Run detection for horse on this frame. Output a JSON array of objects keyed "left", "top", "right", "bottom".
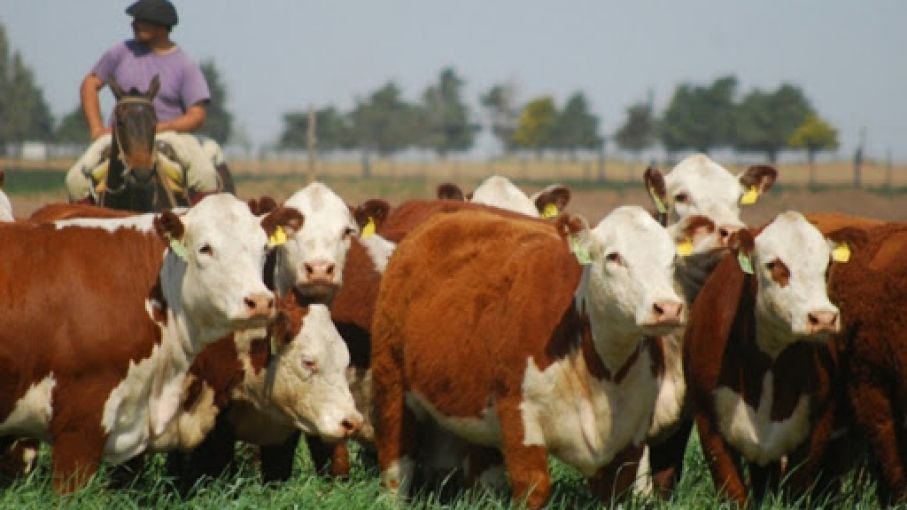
[{"left": 100, "top": 75, "right": 189, "bottom": 212}]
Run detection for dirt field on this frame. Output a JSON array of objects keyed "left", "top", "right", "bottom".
[{"left": 5, "top": 159, "right": 907, "bottom": 225}]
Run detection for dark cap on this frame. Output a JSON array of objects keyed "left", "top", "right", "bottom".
[{"left": 126, "top": 0, "right": 178, "bottom": 28}]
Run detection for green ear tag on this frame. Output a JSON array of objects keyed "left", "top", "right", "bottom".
[
  {"left": 270, "top": 334, "right": 279, "bottom": 357},
  {"left": 570, "top": 236, "right": 592, "bottom": 266},
  {"left": 648, "top": 187, "right": 667, "bottom": 214},
  {"left": 168, "top": 236, "right": 188, "bottom": 259},
  {"left": 737, "top": 251, "right": 754, "bottom": 275}
]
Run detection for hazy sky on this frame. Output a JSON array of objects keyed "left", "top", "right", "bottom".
[{"left": 2, "top": 1, "right": 906, "bottom": 159}]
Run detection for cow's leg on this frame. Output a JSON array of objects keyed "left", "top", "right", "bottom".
[
  {"left": 463, "top": 445, "right": 506, "bottom": 491},
  {"left": 748, "top": 461, "right": 782, "bottom": 502},
  {"left": 305, "top": 435, "right": 351, "bottom": 478},
  {"left": 51, "top": 430, "right": 104, "bottom": 493},
  {"left": 259, "top": 430, "right": 301, "bottom": 483},
  {"left": 694, "top": 411, "right": 747, "bottom": 505},
  {"left": 588, "top": 442, "right": 645, "bottom": 504},
  {"left": 0, "top": 438, "right": 39, "bottom": 480},
  {"left": 496, "top": 398, "right": 550, "bottom": 509},
  {"left": 648, "top": 418, "right": 694, "bottom": 496},
  {"left": 327, "top": 441, "right": 352, "bottom": 478},
  {"left": 373, "top": 350, "right": 416, "bottom": 495},
  {"left": 304, "top": 435, "right": 332, "bottom": 475},
  {"left": 109, "top": 454, "right": 147, "bottom": 489},
  {"left": 849, "top": 377, "right": 907, "bottom": 503},
  {"left": 783, "top": 404, "right": 836, "bottom": 500}
]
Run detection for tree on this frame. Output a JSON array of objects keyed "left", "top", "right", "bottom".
[
  {"left": 197, "top": 60, "right": 233, "bottom": 144},
  {"left": 734, "top": 83, "right": 813, "bottom": 163},
  {"left": 552, "top": 92, "right": 603, "bottom": 158},
  {"left": 0, "top": 51, "right": 54, "bottom": 148},
  {"left": 55, "top": 105, "right": 90, "bottom": 143},
  {"left": 614, "top": 98, "right": 657, "bottom": 162},
  {"left": 660, "top": 75, "right": 738, "bottom": 155},
  {"left": 349, "top": 81, "right": 420, "bottom": 176},
  {"left": 279, "top": 106, "right": 354, "bottom": 152},
  {"left": 789, "top": 114, "right": 839, "bottom": 185},
  {"left": 513, "top": 96, "right": 558, "bottom": 157},
  {"left": 418, "top": 67, "right": 478, "bottom": 158},
  {"left": 480, "top": 83, "right": 519, "bottom": 155}
]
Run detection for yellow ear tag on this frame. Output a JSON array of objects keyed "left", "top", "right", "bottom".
[
  {"left": 832, "top": 243, "right": 851, "bottom": 263},
  {"left": 361, "top": 217, "right": 376, "bottom": 239},
  {"left": 677, "top": 238, "right": 694, "bottom": 257},
  {"left": 268, "top": 226, "right": 288, "bottom": 248},
  {"left": 542, "top": 203, "right": 559, "bottom": 219},
  {"left": 740, "top": 186, "right": 760, "bottom": 205}
]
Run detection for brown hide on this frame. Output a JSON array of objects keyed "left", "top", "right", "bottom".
[
  {"left": 28, "top": 203, "right": 137, "bottom": 223},
  {"left": 0, "top": 222, "right": 165, "bottom": 490}
]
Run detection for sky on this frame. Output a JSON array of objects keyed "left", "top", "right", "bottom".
[{"left": 2, "top": 1, "right": 906, "bottom": 160}]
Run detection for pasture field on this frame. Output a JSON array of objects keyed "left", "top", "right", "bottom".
[{"left": 0, "top": 160, "right": 900, "bottom": 508}]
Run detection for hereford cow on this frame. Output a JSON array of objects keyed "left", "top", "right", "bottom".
[
  {"left": 372, "top": 206, "right": 685, "bottom": 508},
  {"left": 0, "top": 194, "right": 301, "bottom": 492},
  {"left": 639, "top": 156, "right": 777, "bottom": 494},
  {"left": 437, "top": 175, "right": 571, "bottom": 218},
  {"left": 0, "top": 170, "right": 13, "bottom": 222},
  {"left": 685, "top": 211, "right": 853, "bottom": 504}
]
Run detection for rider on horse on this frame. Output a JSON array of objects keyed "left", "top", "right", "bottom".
[{"left": 65, "top": 0, "right": 221, "bottom": 205}]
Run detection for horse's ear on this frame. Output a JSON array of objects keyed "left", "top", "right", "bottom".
[
  {"left": 108, "top": 75, "right": 126, "bottom": 100},
  {"left": 146, "top": 75, "right": 161, "bottom": 101}
]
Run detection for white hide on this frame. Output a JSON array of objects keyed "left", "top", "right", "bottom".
[
  {"left": 0, "top": 188, "right": 12, "bottom": 222},
  {"left": 0, "top": 375, "right": 56, "bottom": 442},
  {"left": 469, "top": 175, "right": 539, "bottom": 217},
  {"left": 101, "top": 194, "right": 274, "bottom": 463},
  {"left": 358, "top": 234, "right": 397, "bottom": 274},
  {"left": 751, "top": 211, "right": 839, "bottom": 358},
  {"left": 232, "top": 305, "right": 361, "bottom": 442},
  {"left": 664, "top": 154, "right": 748, "bottom": 236},
  {"left": 277, "top": 182, "right": 358, "bottom": 295}
]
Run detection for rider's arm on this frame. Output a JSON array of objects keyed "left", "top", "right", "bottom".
[
  {"left": 81, "top": 73, "right": 110, "bottom": 140},
  {"left": 156, "top": 102, "right": 207, "bottom": 134}
]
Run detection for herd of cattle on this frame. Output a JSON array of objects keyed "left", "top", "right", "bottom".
[{"left": 0, "top": 153, "right": 905, "bottom": 507}]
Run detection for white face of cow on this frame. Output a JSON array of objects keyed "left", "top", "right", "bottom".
[
  {"left": 664, "top": 154, "right": 748, "bottom": 249},
  {"left": 470, "top": 175, "right": 539, "bottom": 217},
  {"left": 580, "top": 206, "right": 685, "bottom": 337},
  {"left": 278, "top": 182, "right": 357, "bottom": 302},
  {"left": 164, "top": 194, "right": 274, "bottom": 332},
  {"left": 751, "top": 211, "right": 840, "bottom": 346},
  {"left": 268, "top": 304, "right": 362, "bottom": 441}
]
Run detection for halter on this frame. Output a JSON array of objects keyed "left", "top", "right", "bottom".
[{"left": 112, "top": 95, "right": 157, "bottom": 178}]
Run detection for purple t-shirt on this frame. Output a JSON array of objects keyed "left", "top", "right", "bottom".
[{"left": 92, "top": 40, "right": 210, "bottom": 123}]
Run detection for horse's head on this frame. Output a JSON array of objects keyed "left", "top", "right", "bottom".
[{"left": 110, "top": 75, "right": 159, "bottom": 186}]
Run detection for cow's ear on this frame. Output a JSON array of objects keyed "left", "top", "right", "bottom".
[
  {"left": 0, "top": 169, "right": 5, "bottom": 189},
  {"left": 146, "top": 74, "right": 161, "bottom": 101},
  {"left": 728, "top": 229, "right": 756, "bottom": 274},
  {"left": 354, "top": 199, "right": 391, "bottom": 231},
  {"left": 154, "top": 209, "right": 186, "bottom": 242},
  {"left": 248, "top": 196, "right": 278, "bottom": 216},
  {"left": 556, "top": 213, "right": 594, "bottom": 265},
  {"left": 826, "top": 226, "right": 869, "bottom": 263},
  {"left": 535, "top": 185, "right": 571, "bottom": 219},
  {"left": 643, "top": 166, "right": 669, "bottom": 224},
  {"left": 437, "top": 183, "right": 465, "bottom": 201},
  {"left": 738, "top": 164, "right": 778, "bottom": 205},
  {"left": 261, "top": 207, "right": 305, "bottom": 241},
  {"left": 675, "top": 214, "right": 716, "bottom": 256}
]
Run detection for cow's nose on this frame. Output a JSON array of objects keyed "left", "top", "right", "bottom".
[
  {"left": 244, "top": 292, "right": 275, "bottom": 318},
  {"left": 305, "top": 261, "right": 336, "bottom": 282},
  {"left": 717, "top": 225, "right": 742, "bottom": 247},
  {"left": 340, "top": 413, "right": 363, "bottom": 438},
  {"left": 807, "top": 311, "right": 839, "bottom": 333},
  {"left": 652, "top": 301, "right": 683, "bottom": 324}
]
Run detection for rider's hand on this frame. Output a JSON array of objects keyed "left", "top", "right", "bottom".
[{"left": 90, "top": 126, "right": 111, "bottom": 140}]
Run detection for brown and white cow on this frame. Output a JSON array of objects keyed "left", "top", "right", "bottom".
[
  {"left": 685, "top": 211, "right": 851, "bottom": 504},
  {"left": 0, "top": 194, "right": 300, "bottom": 491},
  {"left": 372, "top": 206, "right": 685, "bottom": 508},
  {"left": 0, "top": 170, "right": 12, "bottom": 222},
  {"left": 639, "top": 155, "right": 777, "bottom": 493},
  {"left": 437, "top": 175, "right": 571, "bottom": 218}
]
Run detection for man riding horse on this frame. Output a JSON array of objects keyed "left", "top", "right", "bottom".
[{"left": 65, "top": 0, "right": 231, "bottom": 209}]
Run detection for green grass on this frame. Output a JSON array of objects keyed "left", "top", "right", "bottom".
[
  {"left": 2, "top": 170, "right": 66, "bottom": 194},
  {"left": 0, "top": 433, "right": 882, "bottom": 509}
]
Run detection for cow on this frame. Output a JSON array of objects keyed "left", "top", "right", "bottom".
[
  {"left": 371, "top": 206, "right": 685, "bottom": 508},
  {"left": 823, "top": 222, "right": 907, "bottom": 504},
  {"left": 437, "top": 175, "right": 571, "bottom": 218},
  {"left": 639, "top": 155, "right": 777, "bottom": 494},
  {"left": 684, "top": 211, "right": 855, "bottom": 505},
  {"left": 0, "top": 170, "right": 13, "bottom": 222},
  {"left": 162, "top": 292, "right": 362, "bottom": 490},
  {"left": 0, "top": 194, "right": 301, "bottom": 492}
]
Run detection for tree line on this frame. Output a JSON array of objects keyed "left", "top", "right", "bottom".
[{"left": 0, "top": 22, "right": 838, "bottom": 168}]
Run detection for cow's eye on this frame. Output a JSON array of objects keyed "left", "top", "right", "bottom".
[
  {"left": 766, "top": 261, "right": 775, "bottom": 270},
  {"left": 302, "top": 359, "right": 318, "bottom": 373},
  {"left": 605, "top": 252, "right": 622, "bottom": 264},
  {"left": 199, "top": 244, "right": 213, "bottom": 256},
  {"left": 674, "top": 192, "right": 689, "bottom": 203},
  {"left": 342, "top": 227, "right": 356, "bottom": 239}
]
